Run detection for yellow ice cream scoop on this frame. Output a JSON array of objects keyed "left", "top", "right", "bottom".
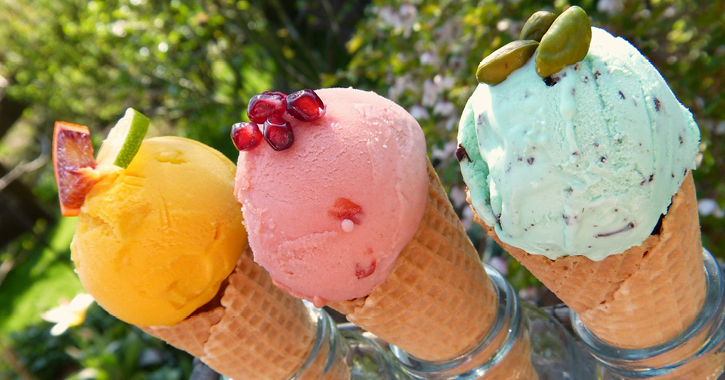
[{"left": 71, "top": 136, "right": 246, "bottom": 326}]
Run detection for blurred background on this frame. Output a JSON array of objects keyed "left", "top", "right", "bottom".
[{"left": 1, "top": 0, "right": 723, "bottom": 378}]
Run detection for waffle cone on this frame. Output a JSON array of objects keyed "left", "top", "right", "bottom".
[
  {"left": 330, "top": 160, "right": 538, "bottom": 379},
  {"left": 485, "top": 332, "right": 538, "bottom": 380},
  {"left": 142, "top": 244, "right": 349, "bottom": 380},
  {"left": 649, "top": 349, "right": 725, "bottom": 380},
  {"left": 471, "top": 174, "right": 706, "bottom": 349}
]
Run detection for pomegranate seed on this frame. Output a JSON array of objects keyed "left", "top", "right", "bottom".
[
  {"left": 248, "top": 91, "right": 287, "bottom": 123},
  {"left": 230, "top": 122, "right": 263, "bottom": 151},
  {"left": 329, "top": 198, "right": 364, "bottom": 224},
  {"left": 286, "top": 89, "right": 326, "bottom": 122},
  {"left": 263, "top": 115, "right": 294, "bottom": 151}
]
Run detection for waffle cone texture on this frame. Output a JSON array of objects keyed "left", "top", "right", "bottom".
[
  {"left": 652, "top": 348, "right": 725, "bottom": 380},
  {"left": 142, "top": 244, "right": 349, "bottom": 380},
  {"left": 331, "top": 160, "right": 538, "bottom": 380},
  {"left": 470, "top": 174, "right": 705, "bottom": 349},
  {"left": 450, "top": 321, "right": 538, "bottom": 380},
  {"left": 485, "top": 332, "right": 538, "bottom": 380}
]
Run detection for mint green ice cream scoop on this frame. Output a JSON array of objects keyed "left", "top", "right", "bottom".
[{"left": 458, "top": 27, "right": 700, "bottom": 261}]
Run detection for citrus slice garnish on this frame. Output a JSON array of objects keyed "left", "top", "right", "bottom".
[
  {"left": 52, "top": 122, "right": 103, "bottom": 216},
  {"left": 96, "top": 108, "right": 149, "bottom": 168}
]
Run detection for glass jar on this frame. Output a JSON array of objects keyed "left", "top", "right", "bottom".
[
  {"left": 224, "top": 302, "right": 409, "bottom": 380},
  {"left": 288, "top": 304, "right": 351, "bottom": 380},
  {"left": 390, "top": 264, "right": 591, "bottom": 379},
  {"left": 572, "top": 249, "right": 725, "bottom": 379},
  {"left": 338, "top": 324, "right": 411, "bottom": 379}
]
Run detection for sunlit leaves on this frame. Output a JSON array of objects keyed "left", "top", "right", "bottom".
[{"left": 337, "top": 0, "right": 725, "bottom": 261}]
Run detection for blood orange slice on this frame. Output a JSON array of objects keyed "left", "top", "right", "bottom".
[{"left": 53, "top": 122, "right": 103, "bottom": 216}]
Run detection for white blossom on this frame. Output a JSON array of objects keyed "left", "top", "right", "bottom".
[
  {"left": 462, "top": 204, "right": 473, "bottom": 230},
  {"left": 699, "top": 199, "right": 724, "bottom": 218},
  {"left": 489, "top": 256, "right": 508, "bottom": 276},
  {"left": 433, "top": 100, "right": 454, "bottom": 117},
  {"left": 40, "top": 293, "right": 95, "bottom": 336},
  {"left": 597, "top": 0, "right": 624, "bottom": 14},
  {"left": 409, "top": 104, "right": 430, "bottom": 120},
  {"left": 448, "top": 184, "right": 468, "bottom": 208},
  {"left": 420, "top": 51, "right": 438, "bottom": 65}
]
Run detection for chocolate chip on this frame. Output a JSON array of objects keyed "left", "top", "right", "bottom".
[
  {"left": 618, "top": 90, "right": 626, "bottom": 99},
  {"left": 596, "top": 222, "right": 635, "bottom": 238},
  {"left": 527, "top": 157, "right": 535, "bottom": 165},
  {"left": 654, "top": 97, "right": 661, "bottom": 112},
  {"left": 544, "top": 76, "right": 558, "bottom": 86},
  {"left": 456, "top": 144, "right": 472, "bottom": 163}
]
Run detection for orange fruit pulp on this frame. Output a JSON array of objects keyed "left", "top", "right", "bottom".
[{"left": 52, "top": 121, "right": 102, "bottom": 216}]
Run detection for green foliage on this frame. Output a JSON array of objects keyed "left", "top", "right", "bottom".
[
  {"left": 1, "top": 305, "right": 192, "bottom": 380},
  {"left": 0, "top": 0, "right": 364, "bottom": 162},
  {"left": 1, "top": 3, "right": 366, "bottom": 377},
  {"left": 1, "top": 325, "right": 77, "bottom": 380},
  {"left": 334, "top": 0, "right": 725, "bottom": 269},
  {"left": 0, "top": 218, "right": 82, "bottom": 334},
  {"left": 1, "top": 2, "right": 724, "bottom": 376}
]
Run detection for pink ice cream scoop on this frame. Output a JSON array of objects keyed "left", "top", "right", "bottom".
[{"left": 234, "top": 88, "right": 429, "bottom": 305}]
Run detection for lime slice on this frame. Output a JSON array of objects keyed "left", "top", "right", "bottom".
[{"left": 96, "top": 108, "right": 149, "bottom": 168}]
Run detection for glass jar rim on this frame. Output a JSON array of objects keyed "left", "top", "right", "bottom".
[
  {"left": 571, "top": 248, "right": 725, "bottom": 367},
  {"left": 390, "top": 264, "right": 523, "bottom": 378}
]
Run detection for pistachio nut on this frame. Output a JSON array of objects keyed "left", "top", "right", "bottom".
[
  {"left": 535, "top": 6, "right": 592, "bottom": 78},
  {"left": 520, "top": 11, "right": 557, "bottom": 42},
  {"left": 476, "top": 40, "right": 539, "bottom": 85}
]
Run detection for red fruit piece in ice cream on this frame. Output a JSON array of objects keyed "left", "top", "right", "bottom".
[
  {"left": 329, "top": 198, "right": 364, "bottom": 224},
  {"left": 355, "top": 260, "right": 377, "bottom": 279}
]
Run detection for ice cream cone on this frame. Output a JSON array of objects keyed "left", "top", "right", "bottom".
[
  {"left": 471, "top": 174, "right": 706, "bottom": 349},
  {"left": 650, "top": 349, "right": 725, "bottom": 380},
  {"left": 330, "top": 160, "right": 538, "bottom": 379},
  {"left": 453, "top": 325, "right": 539, "bottom": 380},
  {"left": 487, "top": 333, "right": 538, "bottom": 380},
  {"left": 142, "top": 244, "right": 350, "bottom": 380}
]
